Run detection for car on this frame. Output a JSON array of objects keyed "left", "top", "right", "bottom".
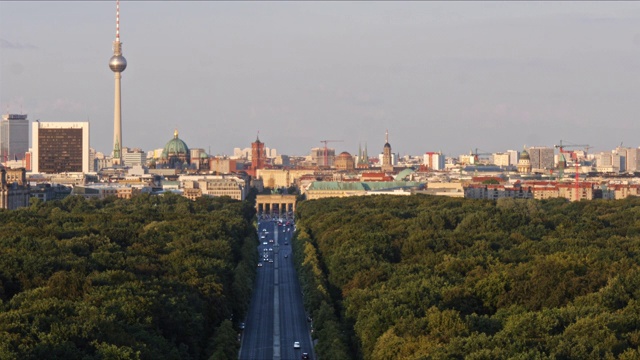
[
  {"left": 269, "top": 239, "right": 274, "bottom": 243},
  {"left": 263, "top": 242, "right": 268, "bottom": 245},
  {"left": 239, "top": 322, "right": 245, "bottom": 330},
  {"left": 284, "top": 242, "right": 289, "bottom": 245},
  {"left": 284, "top": 254, "right": 288, "bottom": 258},
  {"left": 258, "top": 263, "right": 263, "bottom": 267},
  {"left": 293, "top": 342, "right": 300, "bottom": 349},
  {"left": 269, "top": 248, "right": 273, "bottom": 251},
  {"left": 301, "top": 353, "right": 310, "bottom": 360},
  {"left": 269, "top": 259, "right": 274, "bottom": 263},
  {"left": 262, "top": 229, "right": 267, "bottom": 232}
]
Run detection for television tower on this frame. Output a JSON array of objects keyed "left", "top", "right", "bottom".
[{"left": 109, "top": 0, "right": 127, "bottom": 165}]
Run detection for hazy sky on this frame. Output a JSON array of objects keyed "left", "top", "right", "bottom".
[{"left": 1, "top": 1, "right": 639, "bottom": 158}]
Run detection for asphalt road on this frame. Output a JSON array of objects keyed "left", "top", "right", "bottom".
[{"left": 239, "top": 219, "right": 315, "bottom": 360}]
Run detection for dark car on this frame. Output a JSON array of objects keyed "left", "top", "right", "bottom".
[{"left": 301, "top": 353, "right": 310, "bottom": 360}]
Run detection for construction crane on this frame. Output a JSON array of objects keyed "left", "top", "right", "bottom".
[
  {"left": 319, "top": 140, "right": 343, "bottom": 168},
  {"left": 554, "top": 140, "right": 590, "bottom": 180},
  {"left": 470, "top": 148, "right": 493, "bottom": 164}
]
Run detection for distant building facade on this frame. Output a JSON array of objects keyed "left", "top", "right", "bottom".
[
  {"left": 595, "top": 152, "right": 621, "bottom": 173},
  {"left": 334, "top": 152, "right": 355, "bottom": 171},
  {"left": 31, "top": 121, "right": 90, "bottom": 174},
  {"left": 123, "top": 148, "right": 147, "bottom": 167},
  {"left": 0, "top": 167, "right": 30, "bottom": 210},
  {"left": 492, "top": 153, "right": 511, "bottom": 167},
  {"left": 1, "top": 114, "right": 29, "bottom": 163},
  {"left": 209, "top": 157, "right": 236, "bottom": 174},
  {"left": 423, "top": 152, "right": 445, "bottom": 170},
  {"left": 311, "top": 147, "right": 335, "bottom": 168},
  {"left": 528, "top": 147, "right": 555, "bottom": 170},
  {"left": 615, "top": 147, "right": 640, "bottom": 173}
]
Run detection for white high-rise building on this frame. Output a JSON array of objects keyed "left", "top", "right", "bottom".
[
  {"left": 507, "top": 150, "right": 519, "bottom": 166},
  {"left": 32, "top": 122, "right": 90, "bottom": 174},
  {"left": 423, "top": 152, "right": 445, "bottom": 170},
  {"left": 1, "top": 114, "right": 29, "bottom": 162}
]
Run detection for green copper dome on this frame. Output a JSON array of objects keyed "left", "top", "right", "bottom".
[{"left": 161, "top": 129, "right": 190, "bottom": 159}]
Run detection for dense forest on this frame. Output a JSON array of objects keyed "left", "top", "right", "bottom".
[
  {"left": 0, "top": 194, "right": 257, "bottom": 360},
  {"left": 293, "top": 195, "right": 640, "bottom": 359}
]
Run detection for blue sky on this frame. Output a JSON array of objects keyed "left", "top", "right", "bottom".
[{"left": 1, "top": 1, "right": 639, "bottom": 158}]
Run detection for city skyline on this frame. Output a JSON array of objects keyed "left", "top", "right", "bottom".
[{"left": 1, "top": 2, "right": 639, "bottom": 157}]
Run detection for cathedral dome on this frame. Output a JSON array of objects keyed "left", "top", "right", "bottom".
[
  {"left": 162, "top": 130, "right": 189, "bottom": 159},
  {"left": 520, "top": 149, "right": 530, "bottom": 160}
]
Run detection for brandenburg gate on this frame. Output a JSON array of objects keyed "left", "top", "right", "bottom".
[{"left": 256, "top": 194, "right": 297, "bottom": 216}]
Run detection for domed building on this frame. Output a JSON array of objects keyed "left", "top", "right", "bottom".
[
  {"left": 334, "top": 151, "right": 355, "bottom": 171},
  {"left": 517, "top": 148, "right": 532, "bottom": 174},
  {"left": 159, "top": 129, "right": 191, "bottom": 169}
]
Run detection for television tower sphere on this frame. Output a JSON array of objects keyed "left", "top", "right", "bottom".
[{"left": 109, "top": 55, "right": 127, "bottom": 72}]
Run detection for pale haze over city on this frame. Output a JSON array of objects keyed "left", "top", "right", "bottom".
[{"left": 1, "top": 1, "right": 639, "bottom": 157}]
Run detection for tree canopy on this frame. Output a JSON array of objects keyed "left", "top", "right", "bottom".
[
  {"left": 0, "top": 193, "right": 257, "bottom": 360},
  {"left": 293, "top": 195, "right": 640, "bottom": 359}
]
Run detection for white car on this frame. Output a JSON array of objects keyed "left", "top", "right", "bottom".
[
  {"left": 263, "top": 242, "right": 268, "bottom": 245},
  {"left": 257, "top": 263, "right": 263, "bottom": 267},
  {"left": 293, "top": 342, "right": 300, "bottom": 349}
]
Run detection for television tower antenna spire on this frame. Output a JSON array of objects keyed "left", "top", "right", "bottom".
[
  {"left": 116, "top": 0, "right": 120, "bottom": 42},
  {"left": 109, "top": 0, "right": 127, "bottom": 165}
]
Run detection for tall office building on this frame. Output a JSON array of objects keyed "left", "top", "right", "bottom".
[
  {"left": 32, "top": 122, "right": 90, "bottom": 174},
  {"left": 109, "top": 0, "right": 127, "bottom": 165},
  {"left": 615, "top": 147, "right": 640, "bottom": 173},
  {"left": 527, "top": 146, "right": 555, "bottom": 170},
  {"left": 1, "top": 114, "right": 29, "bottom": 162}
]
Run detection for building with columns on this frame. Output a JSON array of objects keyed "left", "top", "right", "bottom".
[
  {"left": 255, "top": 194, "right": 297, "bottom": 216},
  {"left": 517, "top": 149, "right": 532, "bottom": 174}
]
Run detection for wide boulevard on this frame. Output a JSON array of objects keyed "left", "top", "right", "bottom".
[{"left": 239, "top": 218, "right": 315, "bottom": 360}]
